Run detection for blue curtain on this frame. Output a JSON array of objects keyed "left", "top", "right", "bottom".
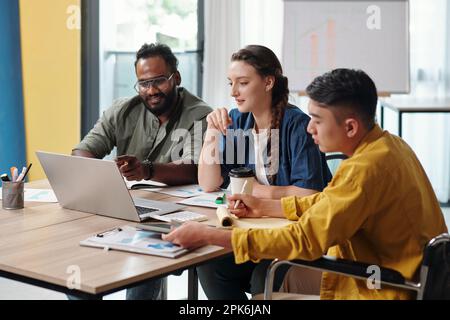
[{"left": 0, "top": 0, "right": 26, "bottom": 177}]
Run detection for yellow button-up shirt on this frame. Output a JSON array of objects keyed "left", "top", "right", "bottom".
[{"left": 232, "top": 125, "right": 447, "bottom": 299}]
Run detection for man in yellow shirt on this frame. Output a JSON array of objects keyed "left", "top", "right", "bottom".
[{"left": 163, "top": 68, "right": 448, "bottom": 299}]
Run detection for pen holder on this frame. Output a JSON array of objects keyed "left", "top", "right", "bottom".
[{"left": 2, "top": 181, "right": 25, "bottom": 210}]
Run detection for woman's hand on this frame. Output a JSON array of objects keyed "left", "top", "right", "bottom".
[{"left": 206, "top": 107, "right": 232, "bottom": 135}]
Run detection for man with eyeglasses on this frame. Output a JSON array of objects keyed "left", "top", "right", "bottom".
[
  {"left": 71, "top": 43, "right": 212, "bottom": 300},
  {"left": 73, "top": 42, "right": 212, "bottom": 185}
]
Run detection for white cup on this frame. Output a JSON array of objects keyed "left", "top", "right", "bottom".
[{"left": 229, "top": 167, "right": 255, "bottom": 196}]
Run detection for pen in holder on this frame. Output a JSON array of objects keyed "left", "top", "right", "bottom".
[{"left": 2, "top": 180, "right": 25, "bottom": 210}]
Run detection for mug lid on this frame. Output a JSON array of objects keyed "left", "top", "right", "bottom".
[{"left": 229, "top": 167, "right": 255, "bottom": 178}]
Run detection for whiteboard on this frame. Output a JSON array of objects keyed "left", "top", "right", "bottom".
[{"left": 282, "top": 0, "right": 410, "bottom": 94}]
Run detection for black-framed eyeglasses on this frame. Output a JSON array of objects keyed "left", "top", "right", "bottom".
[{"left": 134, "top": 73, "right": 175, "bottom": 93}]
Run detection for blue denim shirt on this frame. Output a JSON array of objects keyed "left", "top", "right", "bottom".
[{"left": 220, "top": 105, "right": 332, "bottom": 191}]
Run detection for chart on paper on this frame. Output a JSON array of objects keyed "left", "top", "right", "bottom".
[
  {"left": 0, "top": 188, "right": 57, "bottom": 202},
  {"left": 177, "top": 192, "right": 229, "bottom": 209}
]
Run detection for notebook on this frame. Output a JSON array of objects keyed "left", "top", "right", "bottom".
[
  {"left": 125, "top": 179, "right": 167, "bottom": 190},
  {"left": 80, "top": 225, "right": 189, "bottom": 258}
]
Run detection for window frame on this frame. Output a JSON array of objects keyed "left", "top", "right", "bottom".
[{"left": 80, "top": 0, "right": 204, "bottom": 137}]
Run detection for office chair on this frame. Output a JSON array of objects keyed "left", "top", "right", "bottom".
[{"left": 263, "top": 233, "right": 450, "bottom": 300}]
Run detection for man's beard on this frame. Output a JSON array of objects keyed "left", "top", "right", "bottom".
[{"left": 141, "top": 86, "right": 177, "bottom": 117}]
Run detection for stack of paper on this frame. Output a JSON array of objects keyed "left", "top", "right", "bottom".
[{"left": 150, "top": 184, "right": 207, "bottom": 198}]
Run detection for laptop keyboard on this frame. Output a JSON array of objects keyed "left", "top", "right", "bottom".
[{"left": 135, "top": 205, "right": 159, "bottom": 217}]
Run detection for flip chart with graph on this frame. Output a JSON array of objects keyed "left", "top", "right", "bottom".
[{"left": 282, "top": 0, "right": 409, "bottom": 93}]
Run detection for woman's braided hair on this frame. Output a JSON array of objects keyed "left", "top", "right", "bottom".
[{"left": 231, "top": 45, "right": 289, "bottom": 184}]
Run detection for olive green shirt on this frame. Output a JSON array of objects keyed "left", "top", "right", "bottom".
[{"left": 74, "top": 88, "right": 212, "bottom": 163}]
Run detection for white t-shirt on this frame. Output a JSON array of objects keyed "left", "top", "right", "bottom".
[{"left": 252, "top": 128, "right": 270, "bottom": 186}]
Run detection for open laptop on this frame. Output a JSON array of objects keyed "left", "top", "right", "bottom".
[{"left": 36, "top": 151, "right": 185, "bottom": 222}]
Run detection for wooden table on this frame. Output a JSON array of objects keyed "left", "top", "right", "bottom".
[{"left": 0, "top": 180, "right": 231, "bottom": 299}]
